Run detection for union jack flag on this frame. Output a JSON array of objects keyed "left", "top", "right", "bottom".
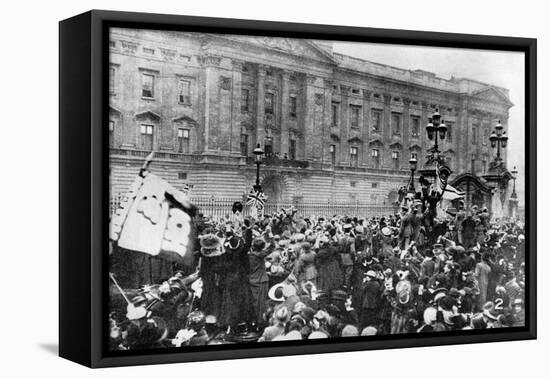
[{"left": 246, "top": 189, "right": 267, "bottom": 208}]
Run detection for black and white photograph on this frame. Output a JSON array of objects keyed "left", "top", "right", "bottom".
[{"left": 106, "top": 27, "right": 528, "bottom": 351}]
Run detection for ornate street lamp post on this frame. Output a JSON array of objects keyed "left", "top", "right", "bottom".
[
  {"left": 253, "top": 143, "right": 264, "bottom": 192},
  {"left": 408, "top": 156, "right": 418, "bottom": 194},
  {"left": 426, "top": 108, "right": 448, "bottom": 157},
  {"left": 508, "top": 166, "right": 519, "bottom": 218},
  {"left": 511, "top": 166, "right": 518, "bottom": 196},
  {"left": 489, "top": 120, "right": 508, "bottom": 162}
]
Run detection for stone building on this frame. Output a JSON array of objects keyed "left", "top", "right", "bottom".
[{"left": 108, "top": 28, "right": 514, "bottom": 209}]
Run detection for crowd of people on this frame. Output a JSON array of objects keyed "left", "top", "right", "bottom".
[{"left": 108, "top": 200, "right": 526, "bottom": 350}]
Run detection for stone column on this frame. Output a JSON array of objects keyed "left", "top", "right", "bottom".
[
  {"left": 402, "top": 97, "right": 411, "bottom": 168},
  {"left": 313, "top": 93, "right": 325, "bottom": 161},
  {"left": 456, "top": 98, "right": 469, "bottom": 172},
  {"left": 339, "top": 85, "right": 350, "bottom": 165},
  {"left": 383, "top": 93, "right": 392, "bottom": 168},
  {"left": 323, "top": 80, "right": 333, "bottom": 165},
  {"left": 304, "top": 75, "right": 318, "bottom": 161},
  {"left": 201, "top": 55, "right": 223, "bottom": 152},
  {"left": 362, "top": 90, "right": 372, "bottom": 167},
  {"left": 255, "top": 64, "right": 267, "bottom": 148},
  {"left": 230, "top": 60, "right": 244, "bottom": 155},
  {"left": 280, "top": 71, "right": 290, "bottom": 156}
]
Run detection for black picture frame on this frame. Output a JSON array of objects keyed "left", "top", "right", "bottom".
[{"left": 59, "top": 9, "right": 537, "bottom": 368}]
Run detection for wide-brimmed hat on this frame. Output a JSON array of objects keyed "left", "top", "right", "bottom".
[
  {"left": 365, "top": 270, "right": 378, "bottom": 279},
  {"left": 268, "top": 282, "right": 296, "bottom": 302},
  {"left": 381, "top": 227, "right": 392, "bottom": 237},
  {"left": 268, "top": 283, "right": 286, "bottom": 302},
  {"left": 294, "top": 234, "right": 305, "bottom": 243},
  {"left": 251, "top": 238, "right": 267, "bottom": 252},
  {"left": 199, "top": 234, "right": 224, "bottom": 257}
]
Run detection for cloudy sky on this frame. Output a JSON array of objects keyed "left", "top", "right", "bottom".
[{"left": 330, "top": 41, "right": 525, "bottom": 203}]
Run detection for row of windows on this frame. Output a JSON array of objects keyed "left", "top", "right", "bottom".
[
  {"left": 111, "top": 70, "right": 468, "bottom": 147},
  {"left": 112, "top": 120, "right": 426, "bottom": 170},
  {"left": 109, "top": 122, "right": 191, "bottom": 152},
  {"left": 240, "top": 87, "right": 458, "bottom": 141},
  {"left": 331, "top": 103, "right": 454, "bottom": 141},
  {"left": 109, "top": 68, "right": 192, "bottom": 105},
  {"left": 328, "top": 145, "right": 418, "bottom": 169},
  {"left": 240, "top": 89, "right": 298, "bottom": 117}
]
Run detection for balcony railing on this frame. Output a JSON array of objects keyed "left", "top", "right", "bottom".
[
  {"left": 109, "top": 148, "right": 202, "bottom": 163},
  {"left": 246, "top": 155, "right": 309, "bottom": 169}
]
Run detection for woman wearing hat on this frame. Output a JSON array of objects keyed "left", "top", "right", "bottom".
[
  {"left": 219, "top": 226, "right": 253, "bottom": 329},
  {"left": 316, "top": 236, "right": 343, "bottom": 293},
  {"left": 198, "top": 232, "right": 226, "bottom": 321},
  {"left": 379, "top": 227, "right": 395, "bottom": 262},
  {"left": 474, "top": 252, "right": 492, "bottom": 309},
  {"left": 359, "top": 270, "right": 380, "bottom": 330},
  {"left": 292, "top": 242, "right": 318, "bottom": 287},
  {"left": 248, "top": 237, "right": 273, "bottom": 327},
  {"left": 258, "top": 306, "right": 289, "bottom": 342}
]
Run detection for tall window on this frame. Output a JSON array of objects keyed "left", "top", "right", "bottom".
[
  {"left": 482, "top": 159, "right": 487, "bottom": 173},
  {"left": 446, "top": 122, "right": 453, "bottom": 142},
  {"left": 177, "top": 128, "right": 190, "bottom": 153},
  {"left": 371, "top": 109, "right": 382, "bottom": 132},
  {"left": 265, "top": 93, "right": 274, "bottom": 114},
  {"left": 350, "top": 105, "right": 361, "bottom": 129},
  {"left": 371, "top": 148, "right": 380, "bottom": 168},
  {"left": 330, "top": 144, "right": 336, "bottom": 165},
  {"left": 241, "top": 89, "right": 249, "bottom": 113},
  {"left": 411, "top": 151, "right": 418, "bottom": 160},
  {"left": 471, "top": 158, "right": 476, "bottom": 173},
  {"left": 482, "top": 128, "right": 488, "bottom": 145},
  {"left": 289, "top": 138, "right": 296, "bottom": 160},
  {"left": 391, "top": 150, "right": 400, "bottom": 169},
  {"left": 140, "top": 124, "right": 154, "bottom": 150},
  {"left": 178, "top": 79, "right": 191, "bottom": 104},
  {"left": 391, "top": 113, "right": 401, "bottom": 135},
  {"left": 141, "top": 73, "right": 155, "bottom": 98},
  {"left": 240, "top": 133, "right": 248, "bottom": 156},
  {"left": 108, "top": 120, "right": 115, "bottom": 148},
  {"left": 350, "top": 147, "right": 359, "bottom": 167},
  {"left": 264, "top": 137, "right": 273, "bottom": 157},
  {"left": 289, "top": 96, "right": 297, "bottom": 118},
  {"left": 109, "top": 66, "right": 116, "bottom": 94},
  {"left": 472, "top": 126, "right": 477, "bottom": 145},
  {"left": 331, "top": 102, "right": 339, "bottom": 127},
  {"left": 411, "top": 116, "right": 420, "bottom": 138}
]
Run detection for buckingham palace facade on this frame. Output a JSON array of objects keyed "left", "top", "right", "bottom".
[{"left": 108, "top": 28, "right": 513, "bottom": 206}]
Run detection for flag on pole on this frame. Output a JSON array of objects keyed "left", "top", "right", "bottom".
[
  {"left": 246, "top": 189, "right": 267, "bottom": 209},
  {"left": 442, "top": 184, "right": 465, "bottom": 200}
]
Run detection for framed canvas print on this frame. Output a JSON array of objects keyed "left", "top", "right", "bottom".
[{"left": 59, "top": 10, "right": 537, "bottom": 368}]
